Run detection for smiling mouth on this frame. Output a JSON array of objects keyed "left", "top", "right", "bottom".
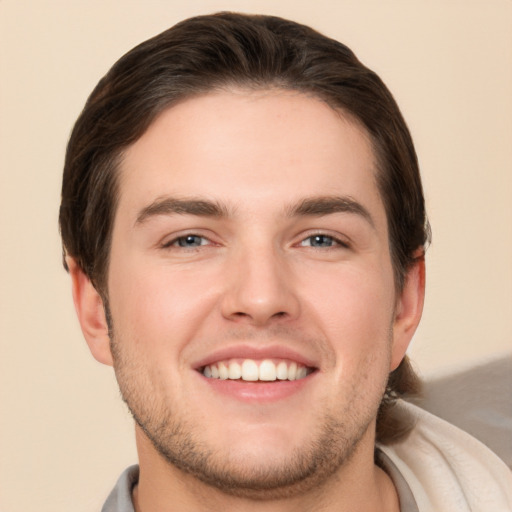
[{"left": 201, "top": 359, "right": 314, "bottom": 382}]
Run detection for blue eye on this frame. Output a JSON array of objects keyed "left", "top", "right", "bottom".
[
  {"left": 301, "top": 234, "right": 337, "bottom": 247},
  {"left": 174, "top": 235, "right": 208, "bottom": 248}
]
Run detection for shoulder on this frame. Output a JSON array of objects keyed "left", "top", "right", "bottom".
[{"left": 379, "top": 400, "right": 512, "bottom": 512}]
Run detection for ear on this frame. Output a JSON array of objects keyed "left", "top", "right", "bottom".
[
  {"left": 390, "top": 255, "right": 425, "bottom": 371},
  {"left": 67, "top": 257, "right": 113, "bottom": 366}
]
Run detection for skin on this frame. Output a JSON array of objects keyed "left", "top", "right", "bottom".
[{"left": 69, "top": 89, "right": 424, "bottom": 511}]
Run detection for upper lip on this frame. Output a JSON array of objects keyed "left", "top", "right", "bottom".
[{"left": 192, "top": 344, "right": 319, "bottom": 371}]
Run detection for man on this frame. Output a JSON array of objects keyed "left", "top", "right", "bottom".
[{"left": 59, "top": 12, "right": 512, "bottom": 512}]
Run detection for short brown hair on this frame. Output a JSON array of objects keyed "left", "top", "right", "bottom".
[{"left": 59, "top": 12, "right": 429, "bottom": 444}]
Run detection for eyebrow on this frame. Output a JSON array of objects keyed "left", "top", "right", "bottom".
[
  {"left": 135, "top": 194, "right": 374, "bottom": 228},
  {"left": 135, "top": 197, "right": 231, "bottom": 225},
  {"left": 286, "top": 196, "right": 375, "bottom": 228}
]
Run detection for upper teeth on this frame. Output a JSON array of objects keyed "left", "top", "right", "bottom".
[{"left": 202, "top": 359, "right": 309, "bottom": 382}]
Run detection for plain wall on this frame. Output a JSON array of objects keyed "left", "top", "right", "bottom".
[{"left": 1, "top": 1, "right": 511, "bottom": 510}]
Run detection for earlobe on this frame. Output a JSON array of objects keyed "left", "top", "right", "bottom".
[
  {"left": 67, "top": 257, "right": 113, "bottom": 366},
  {"left": 390, "top": 255, "right": 426, "bottom": 371}
]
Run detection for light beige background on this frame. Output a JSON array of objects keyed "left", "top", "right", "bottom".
[{"left": 1, "top": 1, "right": 511, "bottom": 510}]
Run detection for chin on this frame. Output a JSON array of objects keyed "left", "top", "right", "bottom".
[{"left": 133, "top": 402, "right": 374, "bottom": 500}]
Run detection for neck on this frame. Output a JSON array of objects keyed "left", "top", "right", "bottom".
[{"left": 132, "top": 426, "right": 399, "bottom": 512}]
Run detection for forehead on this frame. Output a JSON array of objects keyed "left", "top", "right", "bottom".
[{"left": 117, "top": 89, "right": 384, "bottom": 224}]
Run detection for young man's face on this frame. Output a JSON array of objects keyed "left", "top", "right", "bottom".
[{"left": 77, "top": 89, "right": 421, "bottom": 496}]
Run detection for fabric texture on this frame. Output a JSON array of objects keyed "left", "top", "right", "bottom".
[
  {"left": 379, "top": 400, "right": 512, "bottom": 512},
  {"left": 419, "top": 354, "right": 512, "bottom": 468},
  {"left": 102, "top": 465, "right": 137, "bottom": 512},
  {"left": 376, "top": 450, "right": 419, "bottom": 512},
  {"left": 102, "top": 401, "right": 512, "bottom": 511}
]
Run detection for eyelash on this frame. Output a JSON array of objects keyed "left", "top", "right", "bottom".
[
  {"left": 162, "top": 234, "right": 211, "bottom": 249},
  {"left": 299, "top": 234, "right": 349, "bottom": 249},
  {"left": 161, "top": 232, "right": 349, "bottom": 251}
]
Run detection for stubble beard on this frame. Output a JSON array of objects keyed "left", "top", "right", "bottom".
[
  {"left": 109, "top": 331, "right": 385, "bottom": 500},
  {"left": 131, "top": 404, "right": 372, "bottom": 500}
]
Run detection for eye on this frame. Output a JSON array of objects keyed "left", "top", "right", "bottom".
[
  {"left": 164, "top": 234, "right": 210, "bottom": 248},
  {"left": 300, "top": 234, "right": 347, "bottom": 248}
]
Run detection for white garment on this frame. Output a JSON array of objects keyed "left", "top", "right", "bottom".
[
  {"left": 102, "top": 400, "right": 512, "bottom": 511},
  {"left": 379, "top": 400, "right": 512, "bottom": 512}
]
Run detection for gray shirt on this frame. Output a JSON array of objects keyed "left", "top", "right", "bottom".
[{"left": 101, "top": 450, "right": 419, "bottom": 512}]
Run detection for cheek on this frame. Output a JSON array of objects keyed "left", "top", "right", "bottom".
[
  {"left": 310, "top": 268, "right": 395, "bottom": 413},
  {"left": 300, "top": 263, "right": 396, "bottom": 363},
  {"left": 107, "top": 259, "right": 220, "bottom": 357}
]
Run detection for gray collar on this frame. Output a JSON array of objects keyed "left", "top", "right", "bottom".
[
  {"left": 102, "top": 456, "right": 418, "bottom": 512},
  {"left": 376, "top": 448, "right": 419, "bottom": 512},
  {"left": 101, "top": 465, "right": 138, "bottom": 512}
]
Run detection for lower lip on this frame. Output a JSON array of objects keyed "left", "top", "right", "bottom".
[{"left": 199, "top": 373, "right": 315, "bottom": 403}]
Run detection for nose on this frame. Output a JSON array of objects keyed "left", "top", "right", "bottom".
[{"left": 221, "top": 243, "right": 300, "bottom": 326}]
